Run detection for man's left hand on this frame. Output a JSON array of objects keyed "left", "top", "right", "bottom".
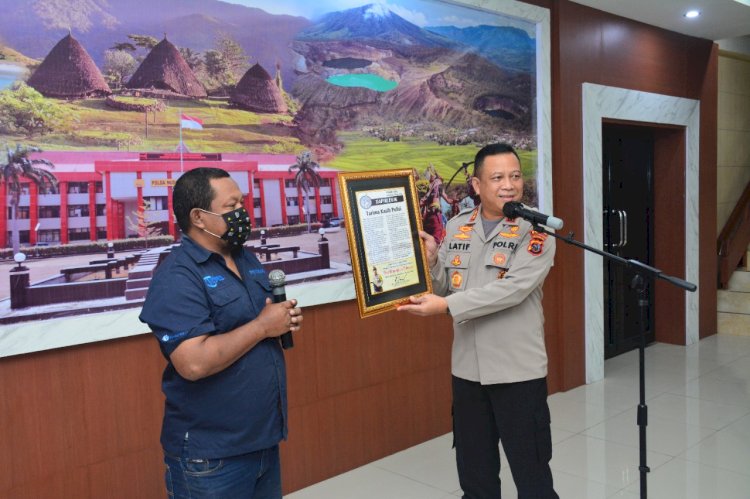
[{"left": 397, "top": 294, "right": 448, "bottom": 317}]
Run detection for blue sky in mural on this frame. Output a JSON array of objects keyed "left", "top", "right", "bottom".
[{"left": 226, "top": 0, "right": 535, "bottom": 35}]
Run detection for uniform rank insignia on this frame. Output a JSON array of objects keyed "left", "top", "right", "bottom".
[
  {"left": 492, "top": 253, "right": 507, "bottom": 266},
  {"left": 451, "top": 255, "right": 462, "bottom": 266},
  {"left": 468, "top": 208, "right": 479, "bottom": 223},
  {"left": 451, "top": 270, "right": 463, "bottom": 288}
]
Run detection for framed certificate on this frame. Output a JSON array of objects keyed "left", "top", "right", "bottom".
[{"left": 338, "top": 169, "right": 432, "bottom": 318}]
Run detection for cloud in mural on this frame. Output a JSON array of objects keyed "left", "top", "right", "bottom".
[{"left": 385, "top": 2, "right": 429, "bottom": 26}]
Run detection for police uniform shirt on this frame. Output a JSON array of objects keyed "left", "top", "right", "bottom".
[
  {"left": 430, "top": 206, "right": 556, "bottom": 385},
  {"left": 139, "top": 235, "right": 287, "bottom": 459}
]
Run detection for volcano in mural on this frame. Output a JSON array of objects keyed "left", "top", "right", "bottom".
[{"left": 291, "top": 3, "right": 533, "bottom": 146}]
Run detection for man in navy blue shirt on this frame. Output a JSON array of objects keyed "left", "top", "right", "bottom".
[{"left": 140, "top": 167, "right": 303, "bottom": 499}]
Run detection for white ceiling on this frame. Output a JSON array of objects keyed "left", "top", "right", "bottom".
[{"left": 569, "top": 0, "right": 750, "bottom": 42}]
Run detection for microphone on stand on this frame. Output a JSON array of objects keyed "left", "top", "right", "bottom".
[
  {"left": 268, "top": 269, "right": 294, "bottom": 350},
  {"left": 502, "top": 201, "right": 564, "bottom": 230}
]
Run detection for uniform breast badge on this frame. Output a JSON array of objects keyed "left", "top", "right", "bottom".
[
  {"left": 451, "top": 255, "right": 462, "bottom": 266},
  {"left": 492, "top": 253, "right": 507, "bottom": 266},
  {"left": 500, "top": 225, "right": 520, "bottom": 238},
  {"left": 451, "top": 270, "right": 463, "bottom": 289}
]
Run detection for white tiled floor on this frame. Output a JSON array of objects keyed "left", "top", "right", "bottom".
[{"left": 286, "top": 335, "right": 750, "bottom": 499}]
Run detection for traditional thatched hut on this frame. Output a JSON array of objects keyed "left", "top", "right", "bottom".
[
  {"left": 27, "top": 33, "right": 111, "bottom": 99},
  {"left": 127, "top": 37, "right": 206, "bottom": 98},
  {"left": 231, "top": 63, "right": 288, "bottom": 113}
]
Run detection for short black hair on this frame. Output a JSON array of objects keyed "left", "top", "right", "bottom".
[
  {"left": 173, "top": 167, "right": 230, "bottom": 233},
  {"left": 473, "top": 143, "right": 521, "bottom": 178}
]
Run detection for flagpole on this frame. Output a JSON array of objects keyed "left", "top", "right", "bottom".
[{"left": 179, "top": 108, "right": 184, "bottom": 173}]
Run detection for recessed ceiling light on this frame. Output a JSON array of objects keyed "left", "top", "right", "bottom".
[{"left": 684, "top": 9, "right": 701, "bottom": 18}]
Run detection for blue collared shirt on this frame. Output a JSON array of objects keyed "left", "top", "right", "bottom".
[{"left": 139, "top": 235, "right": 287, "bottom": 459}]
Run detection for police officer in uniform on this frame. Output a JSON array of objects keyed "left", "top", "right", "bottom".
[{"left": 399, "top": 143, "right": 558, "bottom": 498}]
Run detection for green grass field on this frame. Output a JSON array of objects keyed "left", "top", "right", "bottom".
[{"left": 327, "top": 131, "right": 537, "bottom": 181}]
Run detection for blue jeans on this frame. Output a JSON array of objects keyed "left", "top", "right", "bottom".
[{"left": 164, "top": 445, "right": 281, "bottom": 499}]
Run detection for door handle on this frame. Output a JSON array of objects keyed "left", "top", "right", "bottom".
[{"left": 604, "top": 209, "right": 625, "bottom": 248}]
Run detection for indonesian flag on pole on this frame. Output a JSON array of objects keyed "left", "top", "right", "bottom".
[{"left": 180, "top": 113, "right": 203, "bottom": 130}]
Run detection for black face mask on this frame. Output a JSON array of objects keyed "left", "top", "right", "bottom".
[{"left": 200, "top": 207, "right": 251, "bottom": 248}]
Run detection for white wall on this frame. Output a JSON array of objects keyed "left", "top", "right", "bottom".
[{"left": 717, "top": 51, "right": 750, "bottom": 233}]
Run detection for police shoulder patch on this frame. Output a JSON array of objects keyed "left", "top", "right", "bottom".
[{"left": 527, "top": 229, "right": 547, "bottom": 255}]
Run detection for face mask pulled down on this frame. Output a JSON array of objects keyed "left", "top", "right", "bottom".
[{"left": 200, "top": 207, "right": 251, "bottom": 248}]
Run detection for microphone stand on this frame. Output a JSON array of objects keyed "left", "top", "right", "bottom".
[{"left": 531, "top": 224, "right": 696, "bottom": 499}]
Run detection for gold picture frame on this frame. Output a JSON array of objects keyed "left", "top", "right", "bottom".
[{"left": 338, "top": 169, "right": 433, "bottom": 318}]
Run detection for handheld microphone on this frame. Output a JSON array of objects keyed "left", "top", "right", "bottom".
[
  {"left": 268, "top": 269, "right": 294, "bottom": 350},
  {"left": 502, "top": 201, "right": 564, "bottom": 230}
]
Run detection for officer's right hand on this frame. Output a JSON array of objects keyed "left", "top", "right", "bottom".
[
  {"left": 419, "top": 230, "right": 438, "bottom": 268},
  {"left": 257, "top": 297, "right": 303, "bottom": 338}
]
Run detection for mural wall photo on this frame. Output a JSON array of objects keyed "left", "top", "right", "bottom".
[{"left": 0, "top": 0, "right": 543, "bottom": 346}]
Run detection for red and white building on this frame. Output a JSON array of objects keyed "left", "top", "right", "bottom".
[{"left": 1, "top": 151, "right": 342, "bottom": 247}]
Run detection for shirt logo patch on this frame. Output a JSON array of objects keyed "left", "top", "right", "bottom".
[
  {"left": 451, "top": 255, "right": 462, "bottom": 266},
  {"left": 247, "top": 268, "right": 265, "bottom": 277},
  {"left": 160, "top": 331, "right": 188, "bottom": 343},
  {"left": 203, "top": 275, "right": 225, "bottom": 288},
  {"left": 451, "top": 270, "right": 463, "bottom": 288},
  {"left": 493, "top": 253, "right": 507, "bottom": 266}
]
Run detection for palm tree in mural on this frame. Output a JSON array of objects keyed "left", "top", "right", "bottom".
[
  {"left": 1, "top": 144, "right": 58, "bottom": 253},
  {"left": 288, "top": 151, "right": 322, "bottom": 233}
]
